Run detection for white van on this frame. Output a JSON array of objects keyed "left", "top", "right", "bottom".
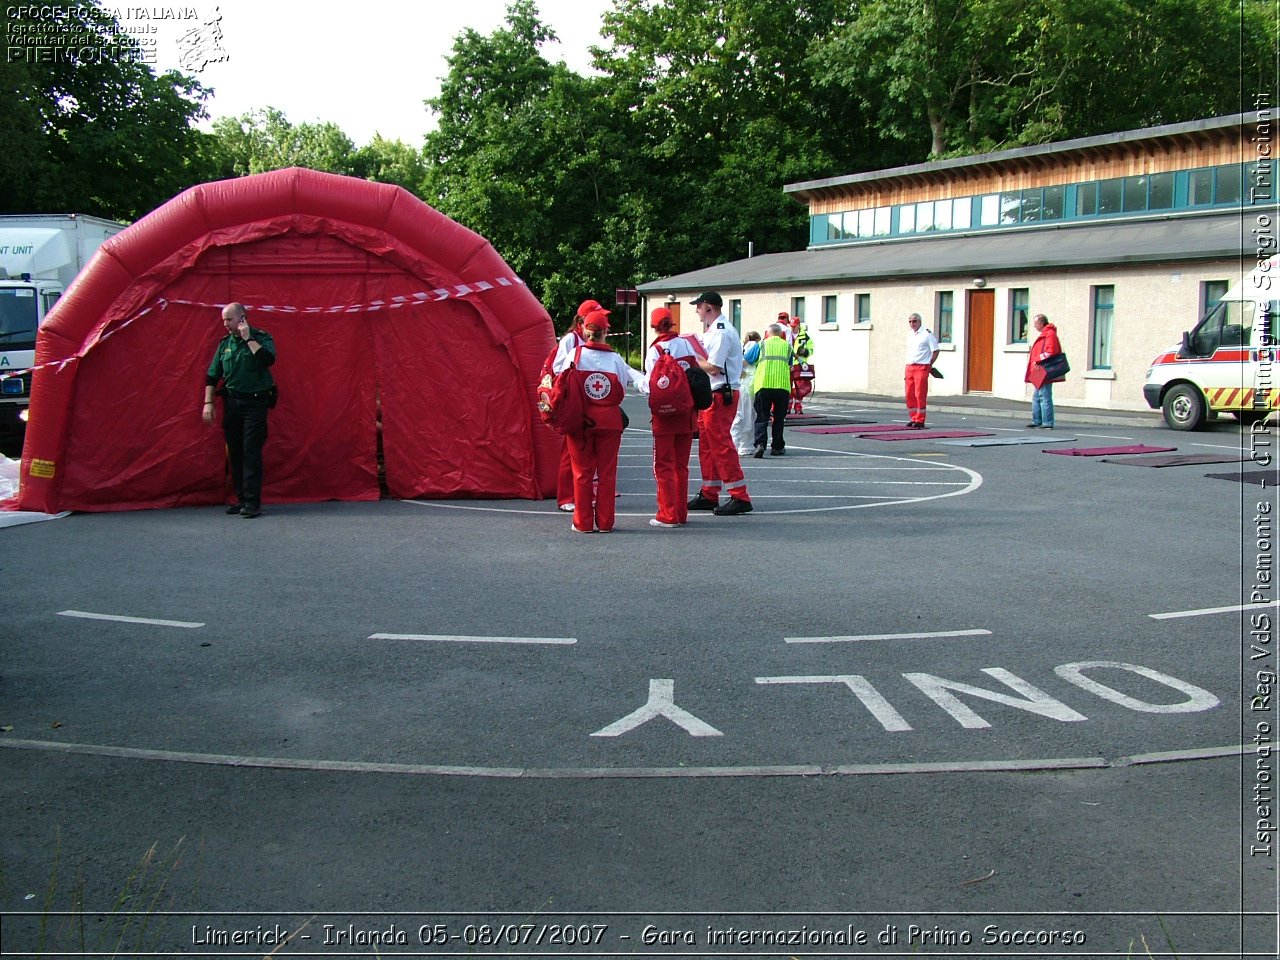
[{"left": 1144, "top": 257, "right": 1280, "bottom": 430}]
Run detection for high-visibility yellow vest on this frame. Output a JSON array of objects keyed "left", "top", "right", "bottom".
[{"left": 755, "top": 335, "right": 793, "bottom": 391}]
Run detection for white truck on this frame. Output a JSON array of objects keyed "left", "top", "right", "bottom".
[
  {"left": 1144, "top": 256, "right": 1280, "bottom": 430},
  {"left": 0, "top": 214, "right": 126, "bottom": 440}
]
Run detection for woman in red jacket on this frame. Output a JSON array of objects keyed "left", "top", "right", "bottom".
[
  {"left": 645, "top": 307, "right": 700, "bottom": 527},
  {"left": 565, "top": 310, "right": 641, "bottom": 533},
  {"left": 1025, "top": 313, "right": 1063, "bottom": 429}
]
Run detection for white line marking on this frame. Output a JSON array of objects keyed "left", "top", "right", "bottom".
[
  {"left": 786, "top": 628, "right": 992, "bottom": 644},
  {"left": 368, "top": 634, "right": 576, "bottom": 645},
  {"left": 1074, "top": 432, "right": 1136, "bottom": 441},
  {"left": 57, "top": 610, "right": 204, "bottom": 629},
  {"left": 0, "top": 738, "right": 1243, "bottom": 779},
  {"left": 1189, "top": 442, "right": 1249, "bottom": 451},
  {"left": 1148, "top": 601, "right": 1280, "bottom": 620}
]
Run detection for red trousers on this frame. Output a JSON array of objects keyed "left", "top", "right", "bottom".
[
  {"left": 556, "top": 440, "right": 574, "bottom": 506},
  {"left": 905, "top": 364, "right": 931, "bottom": 424},
  {"left": 566, "top": 428, "right": 622, "bottom": 531},
  {"left": 697, "top": 391, "right": 750, "bottom": 503},
  {"left": 653, "top": 431, "right": 694, "bottom": 524}
]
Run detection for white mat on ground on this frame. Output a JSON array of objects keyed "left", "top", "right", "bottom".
[
  {"left": 936, "top": 435, "right": 1078, "bottom": 447},
  {"left": 0, "top": 510, "right": 71, "bottom": 528}
]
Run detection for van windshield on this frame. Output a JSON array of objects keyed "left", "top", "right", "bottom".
[
  {"left": 0, "top": 287, "right": 39, "bottom": 350},
  {"left": 1186, "top": 299, "right": 1262, "bottom": 357}
]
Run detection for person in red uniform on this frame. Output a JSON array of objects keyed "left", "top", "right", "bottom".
[
  {"left": 687, "top": 291, "right": 752, "bottom": 516},
  {"left": 552, "top": 299, "right": 606, "bottom": 511},
  {"left": 1025, "top": 313, "right": 1063, "bottom": 429},
  {"left": 644, "top": 307, "right": 699, "bottom": 528},
  {"left": 565, "top": 310, "right": 641, "bottom": 533}
]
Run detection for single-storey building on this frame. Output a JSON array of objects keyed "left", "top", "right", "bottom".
[{"left": 637, "top": 111, "right": 1277, "bottom": 411}]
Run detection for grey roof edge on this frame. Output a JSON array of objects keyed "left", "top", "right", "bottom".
[
  {"left": 636, "top": 209, "right": 1250, "bottom": 293},
  {"left": 783, "top": 113, "right": 1259, "bottom": 197}
]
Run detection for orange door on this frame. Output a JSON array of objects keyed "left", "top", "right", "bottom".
[{"left": 966, "top": 290, "right": 995, "bottom": 392}]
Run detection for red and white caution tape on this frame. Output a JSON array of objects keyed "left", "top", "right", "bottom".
[{"left": 0, "top": 275, "right": 527, "bottom": 382}]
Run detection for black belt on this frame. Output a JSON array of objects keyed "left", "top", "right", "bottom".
[{"left": 225, "top": 387, "right": 273, "bottom": 400}]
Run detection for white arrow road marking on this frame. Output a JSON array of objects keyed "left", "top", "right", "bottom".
[
  {"left": 591, "top": 679, "right": 723, "bottom": 738},
  {"left": 57, "top": 610, "right": 204, "bottom": 628},
  {"left": 1149, "top": 601, "right": 1280, "bottom": 620},
  {"left": 786, "top": 628, "right": 992, "bottom": 644}
]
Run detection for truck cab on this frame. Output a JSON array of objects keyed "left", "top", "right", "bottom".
[
  {"left": 0, "top": 216, "right": 126, "bottom": 443},
  {"left": 1144, "top": 257, "right": 1279, "bottom": 430}
]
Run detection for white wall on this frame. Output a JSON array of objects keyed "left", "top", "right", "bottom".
[{"left": 646, "top": 259, "right": 1239, "bottom": 411}]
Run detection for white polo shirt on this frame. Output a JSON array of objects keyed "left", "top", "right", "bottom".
[
  {"left": 699, "top": 315, "right": 743, "bottom": 389},
  {"left": 906, "top": 326, "right": 939, "bottom": 365}
]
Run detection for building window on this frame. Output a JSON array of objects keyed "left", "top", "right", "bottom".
[
  {"left": 730, "top": 299, "right": 742, "bottom": 331},
  {"left": 1042, "top": 185, "right": 1065, "bottom": 219},
  {"left": 1009, "top": 288, "right": 1030, "bottom": 343},
  {"left": 1189, "top": 168, "right": 1214, "bottom": 205},
  {"left": 855, "top": 293, "right": 871, "bottom": 324},
  {"left": 822, "top": 295, "right": 838, "bottom": 325},
  {"left": 1091, "top": 285, "right": 1115, "bottom": 369},
  {"left": 899, "top": 204, "right": 916, "bottom": 233},
  {"left": 1098, "top": 178, "right": 1122, "bottom": 215},
  {"left": 1201, "top": 279, "right": 1229, "bottom": 318},
  {"left": 1077, "top": 182, "right": 1098, "bottom": 216},
  {"left": 935, "top": 291, "right": 954, "bottom": 343},
  {"left": 1216, "top": 163, "right": 1242, "bottom": 204},
  {"left": 791, "top": 297, "right": 806, "bottom": 324},
  {"left": 1148, "top": 172, "right": 1174, "bottom": 209}
]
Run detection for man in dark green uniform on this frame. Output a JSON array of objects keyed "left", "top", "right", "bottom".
[{"left": 203, "top": 302, "right": 276, "bottom": 517}]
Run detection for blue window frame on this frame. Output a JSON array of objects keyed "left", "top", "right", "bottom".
[
  {"left": 1010, "top": 288, "right": 1030, "bottom": 343},
  {"left": 1091, "top": 285, "right": 1114, "bottom": 369},
  {"left": 936, "top": 291, "right": 954, "bottom": 343},
  {"left": 855, "top": 293, "right": 871, "bottom": 324}
]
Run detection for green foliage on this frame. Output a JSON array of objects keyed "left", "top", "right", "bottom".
[
  {"left": 209, "top": 107, "right": 358, "bottom": 177},
  {"left": 812, "top": 0, "right": 1278, "bottom": 157},
  {"left": 1, "top": 2, "right": 212, "bottom": 219}
]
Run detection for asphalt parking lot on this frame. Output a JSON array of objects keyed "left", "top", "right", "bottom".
[{"left": 1, "top": 395, "right": 1276, "bottom": 958}]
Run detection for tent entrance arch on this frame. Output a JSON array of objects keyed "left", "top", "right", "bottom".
[{"left": 15, "top": 168, "right": 560, "bottom": 513}]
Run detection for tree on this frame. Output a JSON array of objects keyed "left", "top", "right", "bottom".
[
  {"left": 3, "top": 1, "right": 212, "bottom": 219},
  {"left": 209, "top": 108, "right": 358, "bottom": 177},
  {"left": 349, "top": 135, "right": 429, "bottom": 196},
  {"left": 593, "top": 0, "right": 895, "bottom": 277},
  {"left": 424, "top": 1, "right": 640, "bottom": 322},
  {"left": 811, "top": 0, "right": 1279, "bottom": 159}
]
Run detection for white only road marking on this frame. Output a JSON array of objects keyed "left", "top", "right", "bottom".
[
  {"left": 368, "top": 634, "right": 576, "bottom": 645},
  {"left": 1073, "top": 432, "right": 1137, "bottom": 441},
  {"left": 591, "top": 679, "right": 722, "bottom": 738},
  {"left": 57, "top": 609, "right": 204, "bottom": 629},
  {"left": 0, "top": 737, "right": 1248, "bottom": 779},
  {"left": 1149, "top": 601, "right": 1280, "bottom": 620},
  {"left": 1190, "top": 442, "right": 1251, "bottom": 451},
  {"left": 786, "top": 628, "right": 992, "bottom": 644}
]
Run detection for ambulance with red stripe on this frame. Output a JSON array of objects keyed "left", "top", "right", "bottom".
[{"left": 1144, "top": 256, "right": 1278, "bottom": 430}]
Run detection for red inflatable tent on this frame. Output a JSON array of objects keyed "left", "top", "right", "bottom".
[{"left": 15, "top": 168, "right": 560, "bottom": 513}]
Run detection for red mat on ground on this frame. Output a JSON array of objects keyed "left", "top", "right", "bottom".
[
  {"left": 865, "top": 430, "right": 994, "bottom": 440},
  {"left": 795, "top": 424, "right": 906, "bottom": 434},
  {"left": 1044, "top": 444, "right": 1177, "bottom": 456}
]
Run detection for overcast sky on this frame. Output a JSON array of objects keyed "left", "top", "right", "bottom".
[{"left": 144, "top": 0, "right": 612, "bottom": 146}]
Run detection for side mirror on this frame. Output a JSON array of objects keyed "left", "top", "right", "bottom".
[{"left": 1177, "top": 330, "right": 1192, "bottom": 359}]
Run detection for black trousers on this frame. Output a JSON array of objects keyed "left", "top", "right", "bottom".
[
  {"left": 753, "top": 388, "right": 790, "bottom": 451},
  {"left": 222, "top": 395, "right": 269, "bottom": 509}
]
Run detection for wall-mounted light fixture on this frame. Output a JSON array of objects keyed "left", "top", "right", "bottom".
[
  {"left": 666, "top": 294, "right": 678, "bottom": 303},
  {"left": 973, "top": 277, "right": 987, "bottom": 288}
]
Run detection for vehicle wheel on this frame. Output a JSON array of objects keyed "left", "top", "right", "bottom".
[
  {"left": 1162, "top": 383, "right": 1206, "bottom": 431},
  {"left": 1235, "top": 409, "right": 1268, "bottom": 424}
]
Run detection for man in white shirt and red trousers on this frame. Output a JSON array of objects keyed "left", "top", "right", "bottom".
[
  {"left": 904, "top": 311, "right": 940, "bottom": 429},
  {"left": 686, "top": 291, "right": 753, "bottom": 516}
]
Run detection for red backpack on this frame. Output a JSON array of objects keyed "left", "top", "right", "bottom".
[
  {"left": 536, "top": 346, "right": 590, "bottom": 437},
  {"left": 648, "top": 346, "right": 695, "bottom": 418}
]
